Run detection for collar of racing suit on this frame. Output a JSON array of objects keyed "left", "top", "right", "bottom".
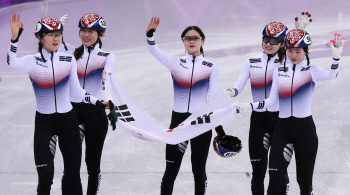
[
  {"left": 185, "top": 53, "right": 203, "bottom": 61},
  {"left": 83, "top": 43, "right": 100, "bottom": 53},
  {"left": 286, "top": 60, "right": 307, "bottom": 71},
  {"left": 262, "top": 52, "right": 278, "bottom": 62},
  {"left": 41, "top": 47, "right": 58, "bottom": 59}
]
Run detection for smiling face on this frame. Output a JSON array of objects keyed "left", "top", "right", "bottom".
[
  {"left": 263, "top": 41, "right": 282, "bottom": 55},
  {"left": 287, "top": 47, "right": 307, "bottom": 64},
  {"left": 182, "top": 29, "right": 204, "bottom": 56},
  {"left": 79, "top": 28, "right": 100, "bottom": 47},
  {"left": 38, "top": 31, "right": 62, "bottom": 53}
]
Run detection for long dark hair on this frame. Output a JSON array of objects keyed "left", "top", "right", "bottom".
[
  {"left": 37, "top": 39, "right": 46, "bottom": 62},
  {"left": 277, "top": 46, "right": 286, "bottom": 64},
  {"left": 74, "top": 29, "right": 104, "bottom": 59},
  {"left": 303, "top": 47, "right": 310, "bottom": 65},
  {"left": 181, "top": 26, "right": 205, "bottom": 56}
]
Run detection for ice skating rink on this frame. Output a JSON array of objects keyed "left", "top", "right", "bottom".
[{"left": 0, "top": 0, "right": 349, "bottom": 194}]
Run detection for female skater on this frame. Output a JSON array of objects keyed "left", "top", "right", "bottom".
[
  {"left": 71, "top": 13, "right": 115, "bottom": 195},
  {"left": 7, "top": 13, "right": 107, "bottom": 195},
  {"left": 236, "top": 20, "right": 346, "bottom": 195},
  {"left": 146, "top": 17, "right": 227, "bottom": 195},
  {"left": 225, "top": 21, "right": 289, "bottom": 195}
]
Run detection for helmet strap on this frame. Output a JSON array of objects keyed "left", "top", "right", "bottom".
[
  {"left": 283, "top": 49, "right": 287, "bottom": 72},
  {"left": 62, "top": 36, "right": 68, "bottom": 51}
]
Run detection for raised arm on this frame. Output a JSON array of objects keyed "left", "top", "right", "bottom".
[
  {"left": 146, "top": 17, "right": 178, "bottom": 71},
  {"left": 312, "top": 34, "right": 346, "bottom": 82},
  {"left": 7, "top": 13, "right": 32, "bottom": 72}
]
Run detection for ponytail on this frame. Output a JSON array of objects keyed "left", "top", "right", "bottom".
[
  {"left": 37, "top": 38, "right": 47, "bottom": 62},
  {"left": 61, "top": 36, "right": 68, "bottom": 51},
  {"left": 97, "top": 37, "right": 102, "bottom": 49},
  {"left": 277, "top": 46, "right": 286, "bottom": 64},
  {"left": 74, "top": 45, "right": 85, "bottom": 60},
  {"left": 303, "top": 47, "right": 310, "bottom": 65},
  {"left": 283, "top": 48, "right": 287, "bottom": 72}
]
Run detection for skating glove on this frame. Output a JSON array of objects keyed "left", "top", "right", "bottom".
[
  {"left": 95, "top": 100, "right": 107, "bottom": 109},
  {"left": 232, "top": 101, "right": 251, "bottom": 114},
  {"left": 146, "top": 28, "right": 156, "bottom": 38},
  {"left": 328, "top": 33, "right": 346, "bottom": 56},
  {"left": 11, "top": 27, "right": 23, "bottom": 43},
  {"left": 295, "top": 12, "right": 312, "bottom": 30},
  {"left": 215, "top": 125, "right": 226, "bottom": 137},
  {"left": 107, "top": 100, "right": 118, "bottom": 130},
  {"left": 224, "top": 88, "right": 236, "bottom": 97},
  {"left": 60, "top": 14, "right": 69, "bottom": 28}
]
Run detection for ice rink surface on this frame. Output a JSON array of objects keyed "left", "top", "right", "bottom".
[{"left": 0, "top": 0, "right": 350, "bottom": 194}]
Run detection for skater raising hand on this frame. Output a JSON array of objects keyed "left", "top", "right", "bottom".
[
  {"left": 9, "top": 13, "right": 23, "bottom": 42},
  {"left": 6, "top": 13, "right": 108, "bottom": 195},
  {"left": 146, "top": 17, "right": 159, "bottom": 37},
  {"left": 146, "top": 17, "right": 237, "bottom": 195},
  {"left": 234, "top": 16, "right": 346, "bottom": 195}
]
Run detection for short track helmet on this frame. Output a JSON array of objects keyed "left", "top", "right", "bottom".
[
  {"left": 34, "top": 17, "right": 63, "bottom": 37},
  {"left": 262, "top": 21, "right": 288, "bottom": 39},
  {"left": 213, "top": 135, "right": 242, "bottom": 158},
  {"left": 284, "top": 29, "right": 312, "bottom": 48},
  {"left": 78, "top": 13, "right": 106, "bottom": 32}
]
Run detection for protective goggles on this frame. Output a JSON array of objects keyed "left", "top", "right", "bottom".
[
  {"left": 262, "top": 36, "right": 283, "bottom": 45},
  {"left": 182, "top": 36, "right": 203, "bottom": 42}
]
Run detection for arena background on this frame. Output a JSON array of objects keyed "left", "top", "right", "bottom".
[{"left": 0, "top": 0, "right": 349, "bottom": 194}]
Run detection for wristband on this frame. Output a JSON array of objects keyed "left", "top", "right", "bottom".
[
  {"left": 146, "top": 28, "right": 156, "bottom": 38},
  {"left": 11, "top": 28, "right": 23, "bottom": 43}
]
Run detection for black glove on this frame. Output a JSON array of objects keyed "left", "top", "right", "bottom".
[
  {"left": 215, "top": 125, "right": 226, "bottom": 137},
  {"left": 11, "top": 27, "right": 23, "bottom": 43},
  {"left": 146, "top": 28, "right": 156, "bottom": 38},
  {"left": 95, "top": 100, "right": 107, "bottom": 109},
  {"left": 107, "top": 100, "right": 118, "bottom": 130}
]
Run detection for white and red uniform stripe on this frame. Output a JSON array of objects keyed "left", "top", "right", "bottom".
[
  {"left": 232, "top": 53, "right": 280, "bottom": 112},
  {"left": 147, "top": 37, "right": 219, "bottom": 113},
  {"left": 7, "top": 42, "right": 98, "bottom": 114},
  {"left": 251, "top": 56, "right": 340, "bottom": 118}
]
